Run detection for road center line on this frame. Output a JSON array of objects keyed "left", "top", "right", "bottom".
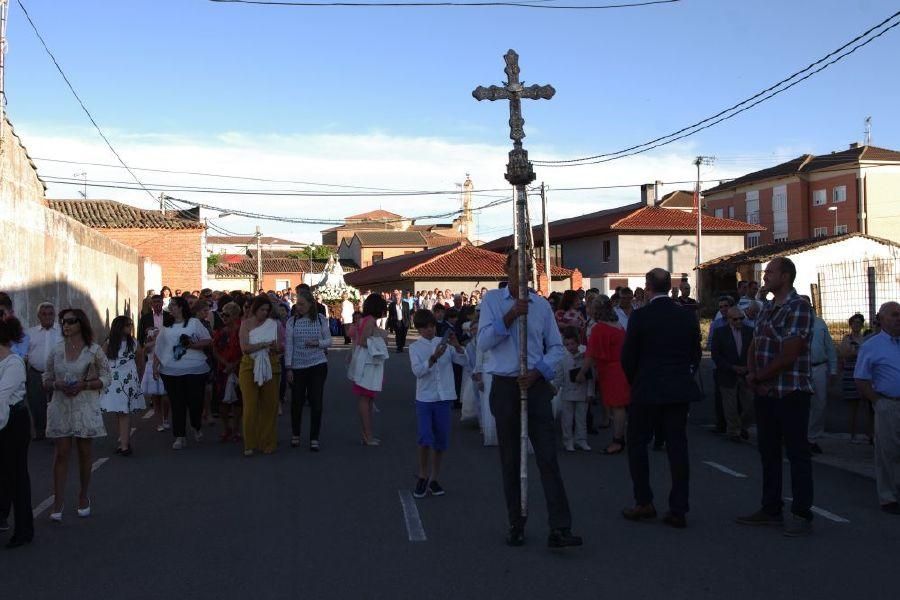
[
  {"left": 784, "top": 497, "right": 850, "bottom": 523},
  {"left": 398, "top": 490, "right": 427, "bottom": 542},
  {"left": 703, "top": 460, "right": 748, "bottom": 478}
]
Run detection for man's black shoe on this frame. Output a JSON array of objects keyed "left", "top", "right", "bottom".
[
  {"left": 622, "top": 503, "right": 657, "bottom": 522},
  {"left": 547, "top": 528, "right": 583, "bottom": 548},
  {"left": 881, "top": 502, "right": 900, "bottom": 515},
  {"left": 5, "top": 535, "right": 32, "bottom": 549},
  {"left": 809, "top": 442, "right": 823, "bottom": 455},
  {"left": 506, "top": 526, "right": 525, "bottom": 547},
  {"left": 413, "top": 478, "right": 428, "bottom": 499},
  {"left": 735, "top": 510, "right": 784, "bottom": 526},
  {"left": 662, "top": 512, "right": 686, "bottom": 529},
  {"left": 428, "top": 480, "right": 445, "bottom": 496}
]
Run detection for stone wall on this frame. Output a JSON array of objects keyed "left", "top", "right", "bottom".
[{"left": 0, "top": 116, "right": 140, "bottom": 333}]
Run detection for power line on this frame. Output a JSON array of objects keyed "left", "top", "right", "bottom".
[
  {"left": 533, "top": 9, "right": 900, "bottom": 167},
  {"left": 14, "top": 0, "right": 168, "bottom": 210},
  {"left": 209, "top": 0, "right": 681, "bottom": 10}
]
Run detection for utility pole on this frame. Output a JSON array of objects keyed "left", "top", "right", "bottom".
[
  {"left": 255, "top": 225, "right": 263, "bottom": 293},
  {"left": 694, "top": 155, "right": 715, "bottom": 302},
  {"left": 0, "top": 0, "right": 9, "bottom": 167},
  {"left": 541, "top": 182, "right": 551, "bottom": 295},
  {"left": 158, "top": 192, "right": 166, "bottom": 212}
]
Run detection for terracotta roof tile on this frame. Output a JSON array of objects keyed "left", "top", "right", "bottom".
[
  {"left": 698, "top": 233, "right": 900, "bottom": 271},
  {"left": 345, "top": 243, "right": 571, "bottom": 288},
  {"left": 211, "top": 257, "right": 357, "bottom": 275},
  {"left": 345, "top": 209, "right": 403, "bottom": 221},
  {"left": 656, "top": 190, "right": 696, "bottom": 209},
  {"left": 48, "top": 199, "right": 205, "bottom": 230},
  {"left": 352, "top": 230, "right": 429, "bottom": 247}
]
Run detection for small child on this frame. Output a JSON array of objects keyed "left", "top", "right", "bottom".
[
  {"left": 554, "top": 326, "right": 591, "bottom": 452},
  {"left": 409, "top": 308, "right": 466, "bottom": 498}
]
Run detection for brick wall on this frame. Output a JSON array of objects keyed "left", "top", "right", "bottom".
[{"left": 101, "top": 228, "right": 203, "bottom": 291}]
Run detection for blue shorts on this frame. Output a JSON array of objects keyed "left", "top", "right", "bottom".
[{"left": 415, "top": 400, "right": 452, "bottom": 451}]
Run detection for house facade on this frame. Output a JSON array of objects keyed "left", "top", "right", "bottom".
[
  {"left": 206, "top": 235, "right": 307, "bottom": 256},
  {"left": 703, "top": 144, "right": 900, "bottom": 247},
  {"left": 338, "top": 230, "right": 432, "bottom": 268}
]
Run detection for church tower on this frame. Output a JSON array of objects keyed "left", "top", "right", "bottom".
[{"left": 453, "top": 174, "right": 474, "bottom": 240}]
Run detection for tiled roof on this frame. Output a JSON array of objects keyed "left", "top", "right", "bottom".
[
  {"left": 211, "top": 257, "right": 357, "bottom": 276},
  {"left": 698, "top": 233, "right": 900, "bottom": 271},
  {"left": 352, "top": 230, "right": 429, "bottom": 247},
  {"left": 656, "top": 190, "right": 696, "bottom": 209},
  {"left": 48, "top": 199, "right": 205, "bottom": 230},
  {"left": 422, "top": 231, "right": 467, "bottom": 248},
  {"left": 345, "top": 243, "right": 572, "bottom": 287},
  {"left": 408, "top": 223, "right": 454, "bottom": 232},
  {"left": 482, "top": 204, "right": 761, "bottom": 251},
  {"left": 703, "top": 145, "right": 900, "bottom": 196},
  {"left": 345, "top": 209, "right": 403, "bottom": 222},
  {"left": 207, "top": 235, "right": 304, "bottom": 246}
]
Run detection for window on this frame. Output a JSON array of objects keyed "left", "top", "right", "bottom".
[
  {"left": 728, "top": 206, "right": 735, "bottom": 219},
  {"left": 275, "top": 279, "right": 290, "bottom": 290},
  {"left": 372, "top": 252, "right": 384, "bottom": 263},
  {"left": 746, "top": 191, "right": 760, "bottom": 225},
  {"left": 812, "top": 189, "right": 826, "bottom": 206},
  {"left": 774, "top": 232, "right": 788, "bottom": 242},
  {"left": 714, "top": 208, "right": 724, "bottom": 219},
  {"left": 835, "top": 224, "right": 848, "bottom": 235},
  {"left": 746, "top": 233, "right": 760, "bottom": 248},
  {"left": 772, "top": 185, "right": 788, "bottom": 238},
  {"left": 813, "top": 227, "right": 828, "bottom": 238},
  {"left": 832, "top": 185, "right": 847, "bottom": 203},
  {"left": 535, "top": 244, "right": 563, "bottom": 267},
  {"left": 601, "top": 240, "right": 612, "bottom": 263}
]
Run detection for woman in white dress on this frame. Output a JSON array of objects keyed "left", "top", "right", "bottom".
[
  {"left": 100, "top": 316, "right": 145, "bottom": 455},
  {"left": 43, "top": 308, "right": 111, "bottom": 522}
]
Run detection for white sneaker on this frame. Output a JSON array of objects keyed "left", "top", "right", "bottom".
[
  {"left": 193, "top": 428, "right": 203, "bottom": 443},
  {"left": 156, "top": 424, "right": 166, "bottom": 432},
  {"left": 172, "top": 437, "right": 186, "bottom": 450},
  {"left": 564, "top": 443, "right": 575, "bottom": 452},
  {"left": 575, "top": 442, "right": 592, "bottom": 452}
]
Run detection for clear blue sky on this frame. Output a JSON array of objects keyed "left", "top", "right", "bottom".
[{"left": 5, "top": 0, "right": 900, "bottom": 240}]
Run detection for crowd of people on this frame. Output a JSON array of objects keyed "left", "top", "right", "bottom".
[{"left": 0, "top": 257, "right": 898, "bottom": 550}]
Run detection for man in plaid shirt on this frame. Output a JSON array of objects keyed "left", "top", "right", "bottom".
[{"left": 736, "top": 257, "right": 815, "bottom": 537}]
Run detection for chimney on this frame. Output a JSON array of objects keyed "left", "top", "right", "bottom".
[
  {"left": 640, "top": 183, "right": 657, "bottom": 207},
  {"left": 849, "top": 142, "right": 860, "bottom": 149}
]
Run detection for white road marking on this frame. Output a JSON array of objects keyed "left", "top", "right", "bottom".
[
  {"left": 703, "top": 461, "right": 748, "bottom": 478},
  {"left": 398, "top": 490, "right": 427, "bottom": 542},
  {"left": 143, "top": 408, "right": 155, "bottom": 420},
  {"left": 131, "top": 427, "right": 137, "bottom": 435},
  {"left": 784, "top": 497, "right": 850, "bottom": 523},
  {"left": 32, "top": 496, "right": 55, "bottom": 518}
]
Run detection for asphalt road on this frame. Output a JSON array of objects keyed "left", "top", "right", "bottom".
[{"left": 3, "top": 341, "right": 897, "bottom": 600}]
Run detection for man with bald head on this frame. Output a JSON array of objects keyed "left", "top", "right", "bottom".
[
  {"left": 620, "top": 268, "right": 702, "bottom": 529},
  {"left": 711, "top": 307, "right": 755, "bottom": 442},
  {"left": 854, "top": 301, "right": 900, "bottom": 515}
]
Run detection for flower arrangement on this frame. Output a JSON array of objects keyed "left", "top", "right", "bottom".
[{"left": 314, "top": 284, "right": 360, "bottom": 303}]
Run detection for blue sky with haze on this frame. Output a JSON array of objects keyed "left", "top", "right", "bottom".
[{"left": 6, "top": 0, "right": 899, "bottom": 241}]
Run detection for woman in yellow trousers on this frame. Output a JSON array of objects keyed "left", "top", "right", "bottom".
[{"left": 239, "top": 296, "right": 284, "bottom": 456}]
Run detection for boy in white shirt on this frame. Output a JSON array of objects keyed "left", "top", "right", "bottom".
[
  {"left": 409, "top": 309, "right": 466, "bottom": 498},
  {"left": 553, "top": 327, "right": 591, "bottom": 452}
]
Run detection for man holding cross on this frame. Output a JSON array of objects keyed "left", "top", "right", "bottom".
[{"left": 478, "top": 252, "right": 582, "bottom": 548}]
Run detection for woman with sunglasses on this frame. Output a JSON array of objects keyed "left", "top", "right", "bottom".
[
  {"left": 152, "top": 297, "right": 212, "bottom": 450},
  {"left": 43, "top": 309, "right": 110, "bottom": 521}
]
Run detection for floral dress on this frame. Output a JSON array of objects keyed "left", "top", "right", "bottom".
[
  {"left": 43, "top": 342, "right": 111, "bottom": 439},
  {"left": 100, "top": 341, "right": 145, "bottom": 413}
]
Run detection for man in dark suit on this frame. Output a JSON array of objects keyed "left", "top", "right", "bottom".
[
  {"left": 387, "top": 291, "right": 411, "bottom": 353},
  {"left": 138, "top": 295, "right": 174, "bottom": 346},
  {"left": 711, "top": 306, "right": 755, "bottom": 442},
  {"left": 620, "top": 268, "right": 702, "bottom": 529}
]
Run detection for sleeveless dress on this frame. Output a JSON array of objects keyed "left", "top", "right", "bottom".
[
  {"left": 101, "top": 341, "right": 145, "bottom": 413},
  {"left": 44, "top": 343, "right": 110, "bottom": 439},
  {"left": 351, "top": 316, "right": 378, "bottom": 398},
  {"left": 587, "top": 321, "right": 631, "bottom": 408}
]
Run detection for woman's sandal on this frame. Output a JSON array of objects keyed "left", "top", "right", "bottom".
[{"left": 600, "top": 439, "right": 626, "bottom": 455}]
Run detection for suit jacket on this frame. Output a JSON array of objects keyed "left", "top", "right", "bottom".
[
  {"left": 137, "top": 311, "right": 174, "bottom": 346},
  {"left": 711, "top": 324, "right": 754, "bottom": 387},
  {"left": 621, "top": 296, "right": 703, "bottom": 405},
  {"left": 387, "top": 301, "right": 411, "bottom": 332}
]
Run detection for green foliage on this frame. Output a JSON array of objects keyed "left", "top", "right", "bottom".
[
  {"left": 290, "top": 245, "right": 334, "bottom": 260},
  {"left": 207, "top": 253, "right": 224, "bottom": 269}
]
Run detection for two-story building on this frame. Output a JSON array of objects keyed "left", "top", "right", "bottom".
[{"left": 703, "top": 144, "right": 900, "bottom": 246}]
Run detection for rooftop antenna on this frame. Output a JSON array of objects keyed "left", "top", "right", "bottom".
[
  {"left": 864, "top": 116, "right": 872, "bottom": 146},
  {"left": 74, "top": 171, "right": 87, "bottom": 199}
]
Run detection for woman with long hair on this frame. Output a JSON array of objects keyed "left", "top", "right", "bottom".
[
  {"left": 285, "top": 289, "right": 332, "bottom": 451},
  {"left": 238, "top": 296, "right": 284, "bottom": 456},
  {"left": 212, "top": 302, "right": 243, "bottom": 443},
  {"left": 43, "top": 309, "right": 110, "bottom": 521},
  {"left": 0, "top": 316, "right": 33, "bottom": 547},
  {"left": 579, "top": 297, "right": 630, "bottom": 455},
  {"left": 352, "top": 293, "right": 388, "bottom": 446},
  {"left": 100, "top": 316, "right": 144, "bottom": 455},
  {"left": 160, "top": 286, "right": 173, "bottom": 312},
  {"left": 152, "top": 297, "right": 212, "bottom": 451}
]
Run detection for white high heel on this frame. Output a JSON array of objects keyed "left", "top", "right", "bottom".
[
  {"left": 50, "top": 507, "right": 64, "bottom": 522},
  {"left": 77, "top": 502, "right": 91, "bottom": 518}
]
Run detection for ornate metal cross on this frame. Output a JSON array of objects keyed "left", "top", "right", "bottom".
[{"left": 473, "top": 49, "right": 555, "bottom": 186}]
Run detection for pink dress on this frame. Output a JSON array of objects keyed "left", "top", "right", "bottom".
[{"left": 351, "top": 316, "right": 379, "bottom": 399}]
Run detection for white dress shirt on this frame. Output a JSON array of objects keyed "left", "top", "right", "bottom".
[
  {"left": 409, "top": 336, "right": 467, "bottom": 402},
  {"left": 476, "top": 287, "right": 564, "bottom": 381},
  {"left": 26, "top": 324, "right": 62, "bottom": 372},
  {"left": 0, "top": 353, "right": 27, "bottom": 430}
]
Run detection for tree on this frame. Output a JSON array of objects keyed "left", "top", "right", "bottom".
[
  {"left": 290, "top": 245, "right": 334, "bottom": 260},
  {"left": 207, "top": 253, "right": 224, "bottom": 269}
]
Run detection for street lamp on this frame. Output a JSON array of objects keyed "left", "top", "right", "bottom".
[{"left": 828, "top": 206, "right": 838, "bottom": 235}]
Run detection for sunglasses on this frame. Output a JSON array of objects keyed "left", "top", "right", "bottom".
[{"left": 61, "top": 317, "right": 79, "bottom": 326}]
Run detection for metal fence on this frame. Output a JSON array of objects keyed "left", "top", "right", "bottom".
[{"left": 813, "top": 257, "right": 900, "bottom": 337}]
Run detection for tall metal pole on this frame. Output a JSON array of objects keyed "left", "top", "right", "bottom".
[
  {"left": 542, "top": 182, "right": 551, "bottom": 295},
  {"left": 473, "top": 50, "right": 555, "bottom": 520},
  {"left": 255, "top": 225, "right": 263, "bottom": 293},
  {"left": 694, "top": 155, "right": 715, "bottom": 302}
]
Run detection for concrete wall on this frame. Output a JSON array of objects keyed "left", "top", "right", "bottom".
[
  {"left": 863, "top": 165, "right": 900, "bottom": 242},
  {"left": 139, "top": 258, "right": 163, "bottom": 298},
  {"left": 1, "top": 118, "right": 140, "bottom": 333},
  {"left": 101, "top": 228, "right": 204, "bottom": 292},
  {"left": 561, "top": 234, "right": 618, "bottom": 276}
]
